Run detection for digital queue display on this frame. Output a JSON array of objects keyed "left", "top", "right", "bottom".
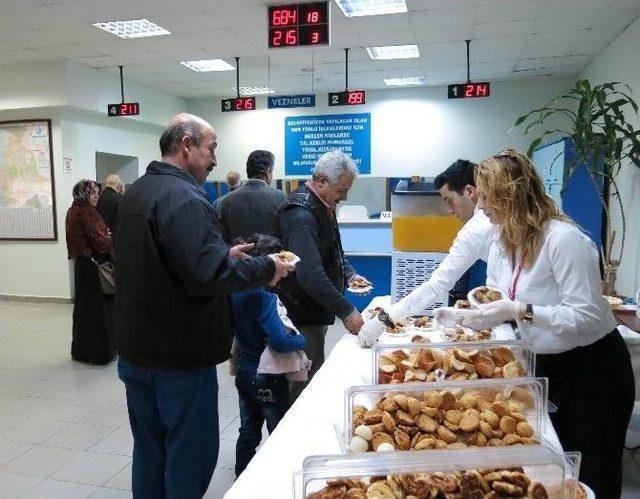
[
  {"left": 268, "top": 2, "right": 330, "bottom": 48},
  {"left": 107, "top": 102, "right": 140, "bottom": 116},
  {"left": 447, "top": 82, "right": 491, "bottom": 99},
  {"left": 328, "top": 90, "right": 366, "bottom": 106},
  {"left": 221, "top": 97, "right": 256, "bottom": 112}
]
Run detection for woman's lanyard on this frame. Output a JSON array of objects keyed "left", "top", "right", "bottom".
[{"left": 508, "top": 250, "right": 524, "bottom": 301}]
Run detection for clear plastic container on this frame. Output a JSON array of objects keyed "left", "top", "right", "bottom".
[
  {"left": 342, "top": 377, "right": 548, "bottom": 454},
  {"left": 371, "top": 339, "right": 534, "bottom": 385},
  {"left": 295, "top": 444, "right": 579, "bottom": 498},
  {"left": 391, "top": 180, "right": 462, "bottom": 252}
]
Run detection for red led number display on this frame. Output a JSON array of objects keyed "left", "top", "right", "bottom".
[
  {"left": 328, "top": 90, "right": 366, "bottom": 106},
  {"left": 268, "top": 2, "right": 329, "bottom": 48},
  {"left": 347, "top": 91, "right": 364, "bottom": 105},
  {"left": 107, "top": 102, "right": 140, "bottom": 117},
  {"left": 448, "top": 82, "right": 491, "bottom": 99},
  {"left": 271, "top": 8, "right": 297, "bottom": 26},
  {"left": 465, "top": 83, "right": 489, "bottom": 97},
  {"left": 221, "top": 97, "right": 256, "bottom": 112},
  {"left": 120, "top": 103, "right": 139, "bottom": 115}
]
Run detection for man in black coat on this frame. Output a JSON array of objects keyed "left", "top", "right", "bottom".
[
  {"left": 114, "top": 113, "right": 294, "bottom": 499},
  {"left": 213, "top": 149, "right": 286, "bottom": 241},
  {"left": 278, "top": 150, "right": 370, "bottom": 402},
  {"left": 96, "top": 175, "right": 124, "bottom": 234}
]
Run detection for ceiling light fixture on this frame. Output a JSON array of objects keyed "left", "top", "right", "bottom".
[
  {"left": 335, "top": 0, "right": 407, "bottom": 17},
  {"left": 384, "top": 76, "right": 427, "bottom": 86},
  {"left": 238, "top": 86, "right": 276, "bottom": 95},
  {"left": 92, "top": 19, "right": 170, "bottom": 39},
  {"left": 366, "top": 44, "right": 419, "bottom": 60},
  {"left": 179, "top": 59, "right": 235, "bottom": 72}
]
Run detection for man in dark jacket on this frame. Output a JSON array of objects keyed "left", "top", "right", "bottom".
[
  {"left": 114, "top": 113, "right": 294, "bottom": 499},
  {"left": 278, "top": 150, "right": 370, "bottom": 402},
  {"left": 96, "top": 174, "right": 124, "bottom": 234},
  {"left": 214, "top": 149, "right": 286, "bottom": 241}
]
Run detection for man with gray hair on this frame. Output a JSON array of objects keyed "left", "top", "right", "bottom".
[
  {"left": 277, "top": 149, "right": 370, "bottom": 401},
  {"left": 96, "top": 174, "right": 124, "bottom": 234}
]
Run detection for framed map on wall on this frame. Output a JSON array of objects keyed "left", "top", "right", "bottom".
[{"left": 0, "top": 120, "right": 57, "bottom": 240}]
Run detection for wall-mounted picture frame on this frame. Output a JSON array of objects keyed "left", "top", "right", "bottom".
[{"left": 0, "top": 119, "right": 57, "bottom": 241}]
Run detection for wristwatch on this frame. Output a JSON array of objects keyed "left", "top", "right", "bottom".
[{"left": 521, "top": 304, "right": 534, "bottom": 323}]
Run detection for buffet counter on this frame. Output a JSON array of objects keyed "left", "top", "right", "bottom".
[{"left": 224, "top": 297, "right": 561, "bottom": 499}]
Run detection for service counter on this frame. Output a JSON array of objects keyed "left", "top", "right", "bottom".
[
  {"left": 224, "top": 296, "right": 561, "bottom": 499},
  {"left": 339, "top": 219, "right": 392, "bottom": 311}
]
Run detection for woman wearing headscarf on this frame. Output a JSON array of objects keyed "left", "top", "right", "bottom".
[
  {"left": 437, "top": 149, "right": 634, "bottom": 498},
  {"left": 65, "top": 179, "right": 115, "bottom": 364}
]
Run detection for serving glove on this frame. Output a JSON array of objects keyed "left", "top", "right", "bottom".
[
  {"left": 356, "top": 318, "right": 386, "bottom": 348},
  {"left": 433, "top": 307, "right": 479, "bottom": 327},
  {"left": 460, "top": 299, "right": 525, "bottom": 329}
]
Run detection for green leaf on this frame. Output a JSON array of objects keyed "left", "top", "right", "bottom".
[{"left": 514, "top": 114, "right": 529, "bottom": 126}]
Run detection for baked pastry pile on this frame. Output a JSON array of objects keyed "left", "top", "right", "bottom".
[
  {"left": 378, "top": 346, "right": 527, "bottom": 384},
  {"left": 350, "top": 387, "right": 538, "bottom": 453},
  {"left": 307, "top": 468, "right": 549, "bottom": 498}
]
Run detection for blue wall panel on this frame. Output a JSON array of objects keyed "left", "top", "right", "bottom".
[{"left": 345, "top": 255, "right": 392, "bottom": 311}]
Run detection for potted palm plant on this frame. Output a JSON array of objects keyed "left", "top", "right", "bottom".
[{"left": 512, "top": 79, "right": 640, "bottom": 295}]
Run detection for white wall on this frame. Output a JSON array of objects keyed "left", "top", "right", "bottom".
[
  {"left": 65, "top": 62, "right": 186, "bottom": 127},
  {"left": 0, "top": 62, "right": 67, "bottom": 109},
  {"left": 580, "top": 16, "right": 640, "bottom": 296},
  {"left": 0, "top": 107, "right": 167, "bottom": 299},
  {"left": 0, "top": 108, "right": 70, "bottom": 298},
  {"left": 188, "top": 77, "right": 575, "bottom": 181},
  {"left": 0, "top": 62, "right": 186, "bottom": 299}
]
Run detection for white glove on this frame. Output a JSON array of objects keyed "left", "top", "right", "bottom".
[
  {"left": 461, "top": 299, "right": 524, "bottom": 329},
  {"left": 357, "top": 318, "right": 386, "bottom": 348},
  {"left": 433, "top": 307, "right": 480, "bottom": 327}
]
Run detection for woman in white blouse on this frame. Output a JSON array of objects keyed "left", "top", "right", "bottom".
[{"left": 449, "top": 149, "right": 634, "bottom": 498}]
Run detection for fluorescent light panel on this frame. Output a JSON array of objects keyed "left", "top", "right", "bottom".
[
  {"left": 335, "top": 0, "right": 407, "bottom": 17},
  {"left": 384, "top": 76, "right": 427, "bottom": 86},
  {"left": 367, "top": 44, "right": 419, "bottom": 60},
  {"left": 179, "top": 59, "right": 235, "bottom": 72},
  {"left": 238, "top": 86, "right": 276, "bottom": 95},
  {"left": 92, "top": 18, "right": 170, "bottom": 39}
]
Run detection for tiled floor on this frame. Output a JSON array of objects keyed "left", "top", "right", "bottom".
[
  {"left": 1, "top": 300, "right": 640, "bottom": 498},
  {"left": 0, "top": 300, "right": 344, "bottom": 499}
]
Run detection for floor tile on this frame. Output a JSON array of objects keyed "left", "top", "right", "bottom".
[
  {"left": 204, "top": 467, "right": 236, "bottom": 499},
  {"left": 0, "top": 440, "right": 34, "bottom": 466},
  {"left": 216, "top": 439, "right": 237, "bottom": 470},
  {"left": 89, "top": 428, "right": 133, "bottom": 456},
  {"left": 0, "top": 471, "right": 43, "bottom": 498},
  {"left": 44, "top": 423, "right": 119, "bottom": 451},
  {"left": 51, "top": 451, "right": 131, "bottom": 486},
  {"left": 622, "top": 454, "right": 640, "bottom": 498},
  {"left": 0, "top": 445, "right": 78, "bottom": 478},
  {"left": 25, "top": 478, "right": 99, "bottom": 499},
  {"left": 102, "top": 462, "right": 131, "bottom": 491},
  {"left": 220, "top": 416, "right": 241, "bottom": 442},
  {"left": 89, "top": 487, "right": 132, "bottom": 498},
  {"left": 1, "top": 416, "right": 69, "bottom": 445}
]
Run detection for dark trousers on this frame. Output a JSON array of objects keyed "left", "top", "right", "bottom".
[
  {"left": 536, "top": 330, "right": 634, "bottom": 499},
  {"left": 235, "top": 368, "right": 289, "bottom": 477},
  {"left": 71, "top": 256, "right": 115, "bottom": 364},
  {"left": 118, "top": 358, "right": 219, "bottom": 499},
  {"left": 288, "top": 324, "right": 328, "bottom": 403}
]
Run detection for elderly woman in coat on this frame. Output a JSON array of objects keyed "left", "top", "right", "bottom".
[{"left": 65, "top": 179, "right": 115, "bottom": 364}]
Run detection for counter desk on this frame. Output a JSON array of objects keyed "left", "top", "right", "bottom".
[
  {"left": 339, "top": 219, "right": 392, "bottom": 311},
  {"left": 224, "top": 296, "right": 561, "bottom": 499}
]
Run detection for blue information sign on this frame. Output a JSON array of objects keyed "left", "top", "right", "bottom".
[
  {"left": 268, "top": 94, "right": 316, "bottom": 109},
  {"left": 285, "top": 113, "right": 371, "bottom": 175}
]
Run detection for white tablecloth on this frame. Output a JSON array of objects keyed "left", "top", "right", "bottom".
[{"left": 224, "top": 296, "right": 561, "bottom": 499}]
